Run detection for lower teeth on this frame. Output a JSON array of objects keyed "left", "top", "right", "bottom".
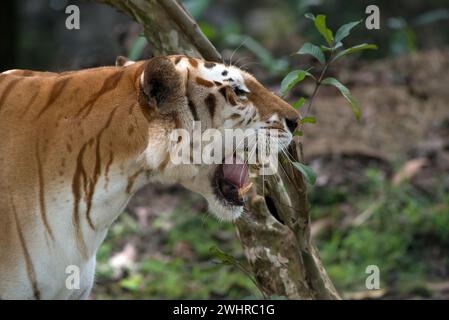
[{"left": 237, "top": 182, "right": 253, "bottom": 198}]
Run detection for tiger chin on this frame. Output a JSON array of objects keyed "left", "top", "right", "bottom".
[{"left": 0, "top": 55, "right": 299, "bottom": 299}]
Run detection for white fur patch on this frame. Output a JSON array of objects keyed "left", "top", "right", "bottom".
[
  {"left": 197, "top": 63, "right": 249, "bottom": 92},
  {"left": 2, "top": 69, "right": 20, "bottom": 74}
]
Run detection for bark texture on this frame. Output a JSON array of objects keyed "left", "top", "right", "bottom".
[
  {"left": 91, "top": 0, "right": 221, "bottom": 61},
  {"left": 90, "top": 0, "right": 340, "bottom": 299},
  {"left": 236, "top": 141, "right": 339, "bottom": 299}
]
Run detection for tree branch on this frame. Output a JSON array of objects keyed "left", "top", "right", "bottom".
[
  {"left": 157, "top": 0, "right": 221, "bottom": 61},
  {"left": 89, "top": 0, "right": 340, "bottom": 300}
]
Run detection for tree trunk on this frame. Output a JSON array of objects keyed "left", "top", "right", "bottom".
[
  {"left": 90, "top": 0, "right": 340, "bottom": 300},
  {"left": 235, "top": 141, "right": 339, "bottom": 299}
]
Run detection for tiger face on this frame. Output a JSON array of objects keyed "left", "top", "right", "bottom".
[{"left": 124, "top": 55, "right": 300, "bottom": 221}]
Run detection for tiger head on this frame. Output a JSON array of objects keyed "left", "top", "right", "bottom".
[{"left": 118, "top": 55, "right": 300, "bottom": 221}]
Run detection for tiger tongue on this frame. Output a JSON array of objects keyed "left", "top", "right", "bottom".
[{"left": 222, "top": 156, "right": 248, "bottom": 188}]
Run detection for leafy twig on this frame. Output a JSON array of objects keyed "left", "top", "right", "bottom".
[
  {"left": 280, "top": 13, "right": 378, "bottom": 184},
  {"left": 300, "top": 48, "right": 334, "bottom": 131},
  {"left": 209, "top": 246, "right": 269, "bottom": 299}
]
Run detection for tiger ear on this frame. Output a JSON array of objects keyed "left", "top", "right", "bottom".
[
  {"left": 141, "top": 56, "right": 184, "bottom": 107},
  {"left": 115, "top": 56, "right": 135, "bottom": 67}
]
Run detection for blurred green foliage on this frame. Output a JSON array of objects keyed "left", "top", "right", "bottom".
[
  {"left": 9, "top": 0, "right": 449, "bottom": 71},
  {"left": 94, "top": 164, "right": 449, "bottom": 299},
  {"left": 94, "top": 196, "right": 258, "bottom": 299},
  {"left": 313, "top": 169, "right": 449, "bottom": 296},
  {"left": 182, "top": 0, "right": 449, "bottom": 64}
]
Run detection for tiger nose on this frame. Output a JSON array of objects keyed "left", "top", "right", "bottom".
[{"left": 285, "top": 116, "right": 300, "bottom": 133}]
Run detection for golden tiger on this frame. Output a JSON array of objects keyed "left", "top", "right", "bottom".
[{"left": 0, "top": 55, "right": 299, "bottom": 299}]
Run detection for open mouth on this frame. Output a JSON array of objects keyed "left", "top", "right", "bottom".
[{"left": 213, "top": 156, "right": 253, "bottom": 207}]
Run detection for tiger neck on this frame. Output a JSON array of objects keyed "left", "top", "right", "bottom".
[
  {"left": 66, "top": 112, "right": 183, "bottom": 259},
  {"left": 52, "top": 67, "right": 157, "bottom": 257}
]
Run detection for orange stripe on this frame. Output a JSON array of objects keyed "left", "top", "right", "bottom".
[
  {"left": 0, "top": 78, "right": 21, "bottom": 112},
  {"left": 104, "top": 149, "right": 114, "bottom": 191},
  {"left": 196, "top": 77, "right": 214, "bottom": 87},
  {"left": 76, "top": 71, "right": 124, "bottom": 118},
  {"left": 22, "top": 90, "right": 40, "bottom": 116},
  {"left": 35, "top": 77, "right": 70, "bottom": 118},
  {"left": 188, "top": 58, "right": 198, "bottom": 67},
  {"left": 71, "top": 143, "right": 89, "bottom": 259},
  {"left": 9, "top": 190, "right": 41, "bottom": 300},
  {"left": 35, "top": 140, "right": 54, "bottom": 240},
  {"left": 84, "top": 106, "right": 119, "bottom": 230},
  {"left": 126, "top": 168, "right": 144, "bottom": 194}
]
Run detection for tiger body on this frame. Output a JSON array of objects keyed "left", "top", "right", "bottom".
[{"left": 0, "top": 56, "right": 299, "bottom": 299}]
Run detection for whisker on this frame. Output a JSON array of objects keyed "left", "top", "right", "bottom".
[
  {"left": 229, "top": 37, "right": 249, "bottom": 67},
  {"left": 274, "top": 200, "right": 302, "bottom": 214},
  {"left": 231, "top": 132, "right": 257, "bottom": 161},
  {"left": 238, "top": 61, "right": 262, "bottom": 71},
  {"left": 266, "top": 135, "right": 297, "bottom": 186},
  {"left": 233, "top": 56, "right": 252, "bottom": 69}
]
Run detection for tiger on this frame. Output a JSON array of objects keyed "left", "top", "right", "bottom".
[{"left": 0, "top": 55, "right": 300, "bottom": 299}]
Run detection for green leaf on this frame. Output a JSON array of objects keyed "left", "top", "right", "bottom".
[
  {"left": 321, "top": 77, "right": 361, "bottom": 120},
  {"left": 281, "top": 70, "right": 312, "bottom": 95},
  {"left": 321, "top": 42, "right": 342, "bottom": 52},
  {"left": 293, "top": 130, "right": 304, "bottom": 137},
  {"left": 334, "top": 20, "right": 362, "bottom": 43},
  {"left": 120, "top": 274, "right": 143, "bottom": 291},
  {"left": 209, "top": 246, "right": 239, "bottom": 266},
  {"left": 333, "top": 41, "right": 343, "bottom": 50},
  {"left": 300, "top": 116, "right": 316, "bottom": 124},
  {"left": 292, "top": 97, "right": 306, "bottom": 109},
  {"left": 333, "top": 43, "right": 378, "bottom": 61},
  {"left": 304, "top": 13, "right": 315, "bottom": 21},
  {"left": 292, "top": 162, "right": 317, "bottom": 185},
  {"left": 314, "top": 15, "right": 334, "bottom": 46},
  {"left": 296, "top": 42, "right": 326, "bottom": 64},
  {"left": 320, "top": 45, "right": 332, "bottom": 52}
]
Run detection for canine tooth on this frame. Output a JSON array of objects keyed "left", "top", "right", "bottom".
[{"left": 238, "top": 182, "right": 253, "bottom": 197}]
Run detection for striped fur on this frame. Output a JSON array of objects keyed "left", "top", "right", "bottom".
[{"left": 0, "top": 55, "right": 299, "bottom": 299}]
